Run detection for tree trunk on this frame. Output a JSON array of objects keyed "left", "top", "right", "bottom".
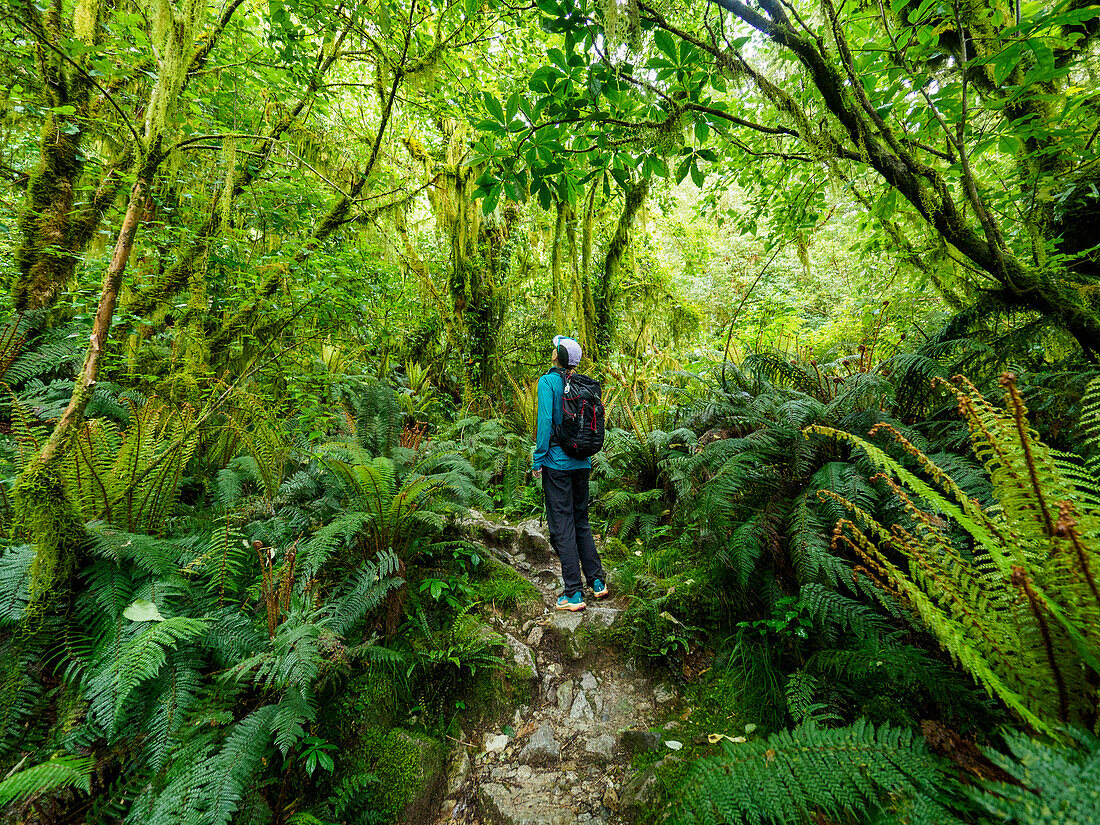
[
  {"left": 13, "top": 173, "right": 152, "bottom": 601},
  {"left": 550, "top": 199, "right": 566, "bottom": 329},
  {"left": 595, "top": 178, "right": 649, "bottom": 362}
]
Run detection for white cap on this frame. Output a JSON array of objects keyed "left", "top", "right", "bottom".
[{"left": 552, "top": 335, "right": 582, "bottom": 368}]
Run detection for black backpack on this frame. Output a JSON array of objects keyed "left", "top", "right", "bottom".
[{"left": 552, "top": 369, "right": 605, "bottom": 459}]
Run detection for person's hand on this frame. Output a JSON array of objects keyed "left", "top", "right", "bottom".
[{"left": 532, "top": 468, "right": 542, "bottom": 481}]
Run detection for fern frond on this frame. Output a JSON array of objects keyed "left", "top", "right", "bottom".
[
  {"left": 0, "top": 755, "right": 93, "bottom": 806},
  {"left": 671, "top": 719, "right": 963, "bottom": 825},
  {"left": 325, "top": 552, "right": 402, "bottom": 637},
  {"left": 968, "top": 728, "right": 1100, "bottom": 824}
]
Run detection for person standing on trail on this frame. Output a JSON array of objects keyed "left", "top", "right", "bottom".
[{"left": 532, "top": 335, "right": 609, "bottom": 612}]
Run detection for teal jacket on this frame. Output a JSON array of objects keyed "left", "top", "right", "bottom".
[{"left": 532, "top": 368, "right": 592, "bottom": 472}]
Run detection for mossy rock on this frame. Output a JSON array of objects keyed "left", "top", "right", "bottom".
[
  {"left": 543, "top": 607, "right": 624, "bottom": 661},
  {"left": 329, "top": 669, "right": 404, "bottom": 745},
  {"left": 472, "top": 555, "right": 543, "bottom": 620},
  {"left": 341, "top": 727, "right": 446, "bottom": 825}
]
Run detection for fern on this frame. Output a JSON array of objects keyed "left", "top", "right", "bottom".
[
  {"left": 968, "top": 728, "right": 1100, "bottom": 824},
  {"left": 1081, "top": 376, "right": 1100, "bottom": 481},
  {"left": 0, "top": 754, "right": 93, "bottom": 806},
  {"left": 60, "top": 396, "right": 200, "bottom": 532},
  {"left": 797, "top": 582, "right": 899, "bottom": 645},
  {"left": 325, "top": 551, "right": 402, "bottom": 636},
  {"left": 671, "top": 719, "right": 963, "bottom": 825},
  {"left": 809, "top": 374, "right": 1100, "bottom": 734},
  {"left": 85, "top": 615, "right": 207, "bottom": 735},
  {"left": 0, "top": 544, "right": 35, "bottom": 625}
]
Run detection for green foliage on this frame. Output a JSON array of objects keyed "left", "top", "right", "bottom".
[
  {"left": 471, "top": 554, "right": 542, "bottom": 613},
  {"left": 967, "top": 729, "right": 1100, "bottom": 824},
  {"left": 0, "top": 754, "right": 93, "bottom": 807},
  {"left": 811, "top": 374, "right": 1100, "bottom": 733},
  {"left": 671, "top": 720, "right": 963, "bottom": 825},
  {"left": 58, "top": 396, "right": 200, "bottom": 532}
]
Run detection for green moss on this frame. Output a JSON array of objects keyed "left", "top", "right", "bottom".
[
  {"left": 472, "top": 555, "right": 542, "bottom": 616},
  {"left": 13, "top": 458, "right": 86, "bottom": 606},
  {"left": 341, "top": 727, "right": 445, "bottom": 824},
  {"left": 329, "top": 669, "right": 405, "bottom": 745}
]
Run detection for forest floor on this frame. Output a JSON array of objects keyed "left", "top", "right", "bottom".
[{"left": 435, "top": 513, "right": 682, "bottom": 825}]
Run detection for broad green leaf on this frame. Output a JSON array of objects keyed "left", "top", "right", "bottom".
[{"left": 124, "top": 599, "right": 165, "bottom": 622}]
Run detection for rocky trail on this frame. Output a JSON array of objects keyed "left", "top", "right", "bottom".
[{"left": 435, "top": 512, "right": 680, "bottom": 825}]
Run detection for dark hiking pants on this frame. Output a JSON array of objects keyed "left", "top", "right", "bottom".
[{"left": 542, "top": 468, "right": 605, "bottom": 598}]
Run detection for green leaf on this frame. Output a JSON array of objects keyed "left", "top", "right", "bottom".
[
  {"left": 124, "top": 599, "right": 165, "bottom": 622},
  {"left": 505, "top": 92, "right": 519, "bottom": 124},
  {"left": 690, "top": 161, "right": 704, "bottom": 188},
  {"left": 482, "top": 187, "right": 500, "bottom": 215},
  {"left": 654, "top": 29, "right": 678, "bottom": 60},
  {"left": 694, "top": 119, "right": 710, "bottom": 143},
  {"left": 483, "top": 92, "right": 506, "bottom": 124}
]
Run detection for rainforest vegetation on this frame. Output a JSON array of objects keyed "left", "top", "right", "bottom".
[{"left": 1, "top": 0, "right": 1099, "bottom": 822}]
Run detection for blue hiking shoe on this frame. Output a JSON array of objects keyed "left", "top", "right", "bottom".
[
  {"left": 556, "top": 592, "right": 586, "bottom": 612},
  {"left": 592, "top": 578, "right": 610, "bottom": 600}
]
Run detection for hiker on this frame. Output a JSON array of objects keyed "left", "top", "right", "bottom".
[{"left": 532, "top": 334, "right": 609, "bottom": 612}]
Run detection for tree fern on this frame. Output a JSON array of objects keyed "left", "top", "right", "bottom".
[
  {"left": 809, "top": 374, "right": 1100, "bottom": 734},
  {"left": 671, "top": 719, "right": 963, "bottom": 825}
]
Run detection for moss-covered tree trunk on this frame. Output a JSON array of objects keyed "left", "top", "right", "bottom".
[
  {"left": 11, "top": 0, "right": 133, "bottom": 311},
  {"left": 14, "top": 166, "right": 155, "bottom": 597},
  {"left": 594, "top": 178, "right": 649, "bottom": 362},
  {"left": 12, "top": 0, "right": 244, "bottom": 600}
]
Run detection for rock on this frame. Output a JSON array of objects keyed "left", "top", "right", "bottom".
[
  {"left": 484, "top": 733, "right": 510, "bottom": 753},
  {"left": 516, "top": 519, "right": 553, "bottom": 563},
  {"left": 569, "top": 689, "right": 595, "bottom": 721},
  {"left": 591, "top": 690, "right": 604, "bottom": 717},
  {"left": 653, "top": 683, "right": 677, "bottom": 704},
  {"left": 602, "top": 784, "right": 620, "bottom": 811},
  {"left": 518, "top": 723, "right": 560, "bottom": 765},
  {"left": 545, "top": 611, "right": 587, "bottom": 659},
  {"left": 620, "top": 766, "right": 660, "bottom": 817},
  {"left": 536, "top": 569, "right": 562, "bottom": 589},
  {"left": 460, "top": 511, "right": 517, "bottom": 550},
  {"left": 619, "top": 728, "right": 662, "bottom": 753},
  {"left": 585, "top": 606, "right": 621, "bottom": 630},
  {"left": 585, "top": 733, "right": 617, "bottom": 762},
  {"left": 580, "top": 671, "right": 598, "bottom": 691},
  {"left": 371, "top": 729, "right": 446, "bottom": 825},
  {"left": 526, "top": 625, "right": 544, "bottom": 647},
  {"left": 556, "top": 681, "right": 574, "bottom": 710},
  {"left": 479, "top": 782, "right": 576, "bottom": 825},
  {"left": 503, "top": 633, "right": 538, "bottom": 680},
  {"left": 446, "top": 748, "right": 471, "bottom": 796}
]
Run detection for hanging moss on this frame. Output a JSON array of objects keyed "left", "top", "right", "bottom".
[{"left": 12, "top": 458, "right": 86, "bottom": 606}]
